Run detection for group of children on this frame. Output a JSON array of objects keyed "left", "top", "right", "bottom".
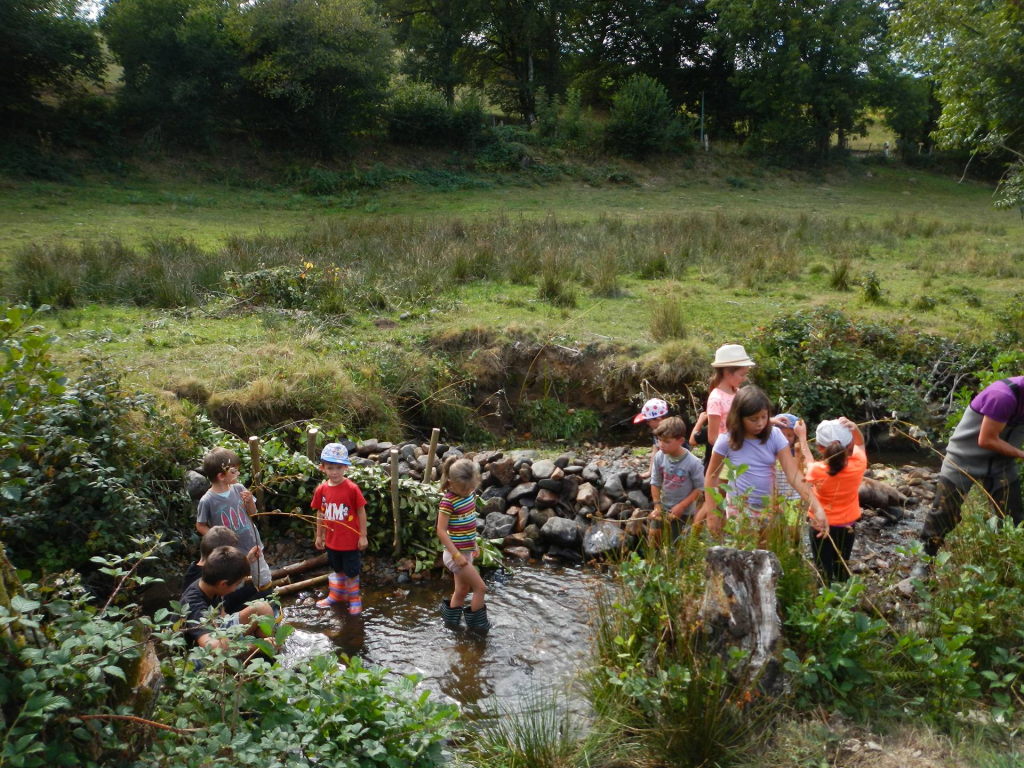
[
  {"left": 638, "top": 343, "right": 868, "bottom": 584},
  {"left": 180, "top": 440, "right": 491, "bottom": 652},
  {"left": 180, "top": 340, "right": 870, "bottom": 650}
]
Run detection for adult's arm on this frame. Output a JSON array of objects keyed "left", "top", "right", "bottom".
[{"left": 978, "top": 416, "right": 1024, "bottom": 460}]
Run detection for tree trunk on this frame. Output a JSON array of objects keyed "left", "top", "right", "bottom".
[{"left": 698, "top": 546, "right": 785, "bottom": 695}]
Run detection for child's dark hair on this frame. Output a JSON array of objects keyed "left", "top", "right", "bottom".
[
  {"left": 202, "top": 546, "right": 249, "bottom": 586},
  {"left": 202, "top": 448, "right": 240, "bottom": 481},
  {"left": 200, "top": 526, "right": 238, "bottom": 560},
  {"left": 822, "top": 442, "right": 850, "bottom": 476},
  {"left": 654, "top": 416, "right": 688, "bottom": 441},
  {"left": 440, "top": 456, "right": 480, "bottom": 495},
  {"left": 726, "top": 386, "right": 773, "bottom": 450}
]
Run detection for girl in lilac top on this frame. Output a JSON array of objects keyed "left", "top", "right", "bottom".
[{"left": 695, "top": 386, "right": 827, "bottom": 538}]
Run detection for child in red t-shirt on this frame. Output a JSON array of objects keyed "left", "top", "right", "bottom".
[{"left": 312, "top": 443, "right": 368, "bottom": 614}]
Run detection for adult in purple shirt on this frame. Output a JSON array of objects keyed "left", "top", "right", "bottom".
[{"left": 919, "top": 376, "right": 1024, "bottom": 560}]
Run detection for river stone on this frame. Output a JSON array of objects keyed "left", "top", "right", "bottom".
[
  {"left": 584, "top": 521, "right": 626, "bottom": 559},
  {"left": 511, "top": 450, "right": 538, "bottom": 460},
  {"left": 446, "top": 448, "right": 464, "bottom": 460},
  {"left": 184, "top": 470, "right": 210, "bottom": 502},
  {"left": 554, "top": 454, "right": 571, "bottom": 468},
  {"left": 599, "top": 494, "right": 613, "bottom": 513},
  {"left": 641, "top": 478, "right": 651, "bottom": 494},
  {"left": 531, "top": 459, "right": 556, "bottom": 480},
  {"left": 400, "top": 444, "right": 417, "bottom": 461},
  {"left": 519, "top": 466, "right": 533, "bottom": 482},
  {"left": 523, "top": 523, "right": 542, "bottom": 541},
  {"left": 504, "top": 533, "right": 538, "bottom": 554},
  {"left": 550, "top": 467, "right": 565, "bottom": 482},
  {"left": 476, "top": 518, "right": 485, "bottom": 531},
  {"left": 482, "top": 485, "right": 511, "bottom": 501},
  {"left": 563, "top": 465, "right": 583, "bottom": 475},
  {"left": 576, "top": 482, "right": 599, "bottom": 508},
  {"left": 582, "top": 463, "right": 601, "bottom": 484},
  {"left": 479, "top": 470, "right": 498, "bottom": 490},
  {"left": 435, "top": 443, "right": 450, "bottom": 457},
  {"left": 356, "top": 439, "right": 378, "bottom": 456},
  {"left": 489, "top": 458, "right": 516, "bottom": 487},
  {"left": 547, "top": 546, "right": 584, "bottom": 564},
  {"left": 529, "top": 508, "right": 555, "bottom": 529},
  {"left": 626, "top": 472, "right": 641, "bottom": 490},
  {"left": 535, "top": 488, "right": 561, "bottom": 508},
  {"left": 475, "top": 450, "right": 503, "bottom": 468},
  {"left": 483, "top": 512, "right": 516, "bottom": 539},
  {"left": 482, "top": 497, "right": 507, "bottom": 516},
  {"left": 515, "top": 507, "right": 529, "bottom": 532},
  {"left": 625, "top": 509, "right": 645, "bottom": 537},
  {"left": 541, "top": 517, "right": 580, "bottom": 547},
  {"left": 377, "top": 442, "right": 394, "bottom": 454},
  {"left": 538, "top": 478, "right": 563, "bottom": 493},
  {"left": 628, "top": 490, "right": 652, "bottom": 510},
  {"left": 504, "top": 546, "right": 532, "bottom": 560},
  {"left": 607, "top": 502, "right": 629, "bottom": 521},
  {"left": 397, "top": 461, "right": 411, "bottom": 476},
  {"left": 508, "top": 482, "right": 537, "bottom": 505},
  {"left": 351, "top": 457, "right": 375, "bottom": 468},
  {"left": 601, "top": 470, "right": 627, "bottom": 500}
]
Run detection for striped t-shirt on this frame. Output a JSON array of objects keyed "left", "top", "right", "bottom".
[{"left": 440, "top": 491, "right": 477, "bottom": 551}]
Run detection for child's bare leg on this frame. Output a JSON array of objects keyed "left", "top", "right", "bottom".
[
  {"left": 459, "top": 563, "right": 487, "bottom": 611},
  {"left": 451, "top": 573, "right": 471, "bottom": 609},
  {"left": 239, "top": 602, "right": 274, "bottom": 638}
]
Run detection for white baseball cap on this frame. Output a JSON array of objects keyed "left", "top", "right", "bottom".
[
  {"left": 711, "top": 344, "right": 756, "bottom": 368},
  {"left": 815, "top": 420, "right": 852, "bottom": 448},
  {"left": 633, "top": 398, "right": 669, "bottom": 424}
]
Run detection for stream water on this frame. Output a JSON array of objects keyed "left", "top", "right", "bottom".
[{"left": 278, "top": 562, "right": 611, "bottom": 715}]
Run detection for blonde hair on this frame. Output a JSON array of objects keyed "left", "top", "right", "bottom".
[{"left": 440, "top": 457, "right": 480, "bottom": 496}]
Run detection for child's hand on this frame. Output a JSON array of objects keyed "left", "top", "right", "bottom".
[
  {"left": 358, "top": 536, "right": 368, "bottom": 552},
  {"left": 639, "top": 470, "right": 651, "bottom": 480},
  {"left": 838, "top": 416, "right": 857, "bottom": 431},
  {"left": 649, "top": 504, "right": 662, "bottom": 520},
  {"left": 314, "top": 537, "right": 325, "bottom": 551},
  {"left": 810, "top": 507, "right": 829, "bottom": 537},
  {"left": 240, "top": 488, "right": 254, "bottom": 503},
  {"left": 246, "top": 545, "right": 261, "bottom": 564},
  {"left": 454, "top": 552, "right": 468, "bottom": 568},
  {"left": 794, "top": 419, "right": 808, "bottom": 441}
]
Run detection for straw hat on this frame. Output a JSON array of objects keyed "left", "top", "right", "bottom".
[{"left": 711, "top": 343, "right": 756, "bottom": 368}]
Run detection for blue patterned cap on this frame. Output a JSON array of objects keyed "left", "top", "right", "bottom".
[
  {"left": 320, "top": 442, "right": 351, "bottom": 466},
  {"left": 777, "top": 413, "right": 799, "bottom": 429}
]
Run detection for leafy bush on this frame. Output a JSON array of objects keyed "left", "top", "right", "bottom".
[
  {"left": 516, "top": 398, "right": 601, "bottom": 442},
  {"left": 386, "top": 81, "right": 463, "bottom": 146},
  {"left": 0, "top": 541, "right": 457, "bottom": 768},
  {"left": 605, "top": 75, "right": 688, "bottom": 159},
  {"left": 861, "top": 270, "right": 884, "bottom": 303}
]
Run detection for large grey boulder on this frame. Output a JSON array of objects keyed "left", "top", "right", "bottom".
[
  {"left": 541, "top": 517, "right": 581, "bottom": 548},
  {"left": 601, "top": 469, "right": 627, "bottom": 500},
  {"left": 184, "top": 470, "right": 210, "bottom": 503},
  {"left": 531, "top": 459, "right": 556, "bottom": 480},
  {"left": 583, "top": 521, "right": 627, "bottom": 559},
  {"left": 483, "top": 512, "right": 516, "bottom": 539},
  {"left": 507, "top": 482, "right": 538, "bottom": 505}
]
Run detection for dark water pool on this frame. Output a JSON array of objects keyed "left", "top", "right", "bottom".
[{"left": 279, "top": 562, "right": 610, "bottom": 714}]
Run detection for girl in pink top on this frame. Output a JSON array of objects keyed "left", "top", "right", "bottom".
[{"left": 704, "top": 344, "right": 756, "bottom": 467}]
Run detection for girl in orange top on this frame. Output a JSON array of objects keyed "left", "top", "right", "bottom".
[{"left": 795, "top": 416, "right": 867, "bottom": 583}]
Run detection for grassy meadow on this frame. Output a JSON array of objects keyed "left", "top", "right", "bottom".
[{"left": 2, "top": 154, "right": 1022, "bottom": 440}]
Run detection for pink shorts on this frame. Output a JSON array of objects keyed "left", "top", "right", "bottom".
[{"left": 443, "top": 550, "right": 475, "bottom": 574}]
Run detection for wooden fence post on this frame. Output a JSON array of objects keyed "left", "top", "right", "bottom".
[
  {"left": 424, "top": 427, "right": 441, "bottom": 483},
  {"left": 306, "top": 426, "right": 319, "bottom": 462},
  {"left": 248, "top": 436, "right": 266, "bottom": 534},
  {"left": 390, "top": 448, "right": 402, "bottom": 558}
]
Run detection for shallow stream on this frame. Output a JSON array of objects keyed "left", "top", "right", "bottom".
[{"left": 279, "top": 562, "right": 610, "bottom": 714}]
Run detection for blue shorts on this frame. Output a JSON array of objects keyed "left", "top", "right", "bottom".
[{"left": 327, "top": 548, "right": 361, "bottom": 578}]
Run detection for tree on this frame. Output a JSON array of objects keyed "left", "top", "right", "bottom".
[
  {"left": 880, "top": 73, "right": 941, "bottom": 155},
  {"left": 100, "top": 0, "right": 245, "bottom": 140},
  {"left": 0, "top": 0, "right": 104, "bottom": 130},
  {"left": 605, "top": 73, "right": 683, "bottom": 158},
  {"left": 895, "top": 0, "right": 1024, "bottom": 208},
  {"left": 230, "top": 0, "right": 394, "bottom": 149},
  {"left": 713, "top": 0, "right": 888, "bottom": 159}
]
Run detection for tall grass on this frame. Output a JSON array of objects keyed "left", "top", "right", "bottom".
[
  {"left": 649, "top": 296, "right": 687, "bottom": 341},
  {"left": 469, "top": 690, "right": 585, "bottom": 768},
  {"left": 11, "top": 211, "right": 994, "bottom": 310}
]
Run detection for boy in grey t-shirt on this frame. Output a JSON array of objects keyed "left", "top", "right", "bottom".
[
  {"left": 649, "top": 417, "right": 705, "bottom": 541},
  {"left": 196, "top": 448, "right": 272, "bottom": 598}
]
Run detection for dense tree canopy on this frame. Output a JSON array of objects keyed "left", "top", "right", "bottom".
[{"left": 895, "top": 0, "right": 1024, "bottom": 207}]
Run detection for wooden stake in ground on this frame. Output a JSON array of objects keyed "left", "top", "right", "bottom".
[
  {"left": 424, "top": 427, "right": 441, "bottom": 483},
  {"left": 390, "top": 448, "right": 402, "bottom": 558},
  {"left": 306, "top": 426, "right": 319, "bottom": 462},
  {"left": 270, "top": 553, "right": 328, "bottom": 581},
  {"left": 249, "top": 436, "right": 266, "bottom": 535}
]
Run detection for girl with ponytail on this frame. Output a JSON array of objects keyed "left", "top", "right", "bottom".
[{"left": 796, "top": 417, "right": 867, "bottom": 583}]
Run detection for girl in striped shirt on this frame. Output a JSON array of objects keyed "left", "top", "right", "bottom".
[{"left": 436, "top": 457, "right": 490, "bottom": 635}]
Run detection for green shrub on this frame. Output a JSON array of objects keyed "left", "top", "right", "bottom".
[
  {"left": 861, "top": 270, "right": 884, "bottom": 303},
  {"left": 650, "top": 296, "right": 687, "bottom": 341},
  {"left": 605, "top": 74, "right": 686, "bottom": 159},
  {"left": 516, "top": 398, "right": 600, "bottom": 441},
  {"left": 829, "top": 259, "right": 852, "bottom": 290},
  {"left": 386, "top": 81, "right": 455, "bottom": 146}
]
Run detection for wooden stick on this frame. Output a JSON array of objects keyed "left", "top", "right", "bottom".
[
  {"left": 77, "top": 714, "right": 201, "bottom": 735},
  {"left": 306, "top": 426, "right": 319, "bottom": 462},
  {"left": 248, "top": 436, "right": 266, "bottom": 534},
  {"left": 275, "top": 573, "right": 328, "bottom": 596},
  {"left": 269, "top": 553, "right": 328, "bottom": 580},
  {"left": 390, "top": 448, "right": 402, "bottom": 558},
  {"left": 424, "top": 427, "right": 440, "bottom": 483}
]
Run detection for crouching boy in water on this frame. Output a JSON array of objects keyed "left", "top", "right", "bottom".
[{"left": 180, "top": 546, "right": 275, "bottom": 651}]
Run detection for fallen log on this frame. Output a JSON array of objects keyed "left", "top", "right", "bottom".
[
  {"left": 275, "top": 573, "right": 328, "bottom": 597},
  {"left": 270, "top": 554, "right": 328, "bottom": 581}
]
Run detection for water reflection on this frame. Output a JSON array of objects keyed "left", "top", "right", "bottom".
[{"left": 280, "top": 562, "right": 609, "bottom": 714}]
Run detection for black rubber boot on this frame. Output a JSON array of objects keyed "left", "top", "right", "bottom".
[
  {"left": 463, "top": 604, "right": 491, "bottom": 637},
  {"left": 440, "top": 599, "right": 464, "bottom": 629}
]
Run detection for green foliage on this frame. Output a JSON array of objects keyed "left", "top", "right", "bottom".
[
  {"left": 649, "top": 296, "right": 688, "bottom": 342},
  {"left": 751, "top": 308, "right": 992, "bottom": 426},
  {"left": 386, "top": 81, "right": 484, "bottom": 147},
  {"left": 0, "top": 540, "right": 457, "bottom": 768},
  {"left": 605, "top": 75, "right": 686, "bottom": 159},
  {"left": 861, "top": 270, "right": 884, "bottom": 303},
  {"left": 516, "top": 398, "right": 601, "bottom": 442},
  {"left": 0, "top": 0, "right": 104, "bottom": 132},
  {"left": 895, "top": 0, "right": 1024, "bottom": 208},
  {"left": 470, "top": 690, "right": 582, "bottom": 768}
]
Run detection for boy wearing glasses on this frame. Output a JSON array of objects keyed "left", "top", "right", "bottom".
[{"left": 195, "top": 447, "right": 273, "bottom": 608}]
